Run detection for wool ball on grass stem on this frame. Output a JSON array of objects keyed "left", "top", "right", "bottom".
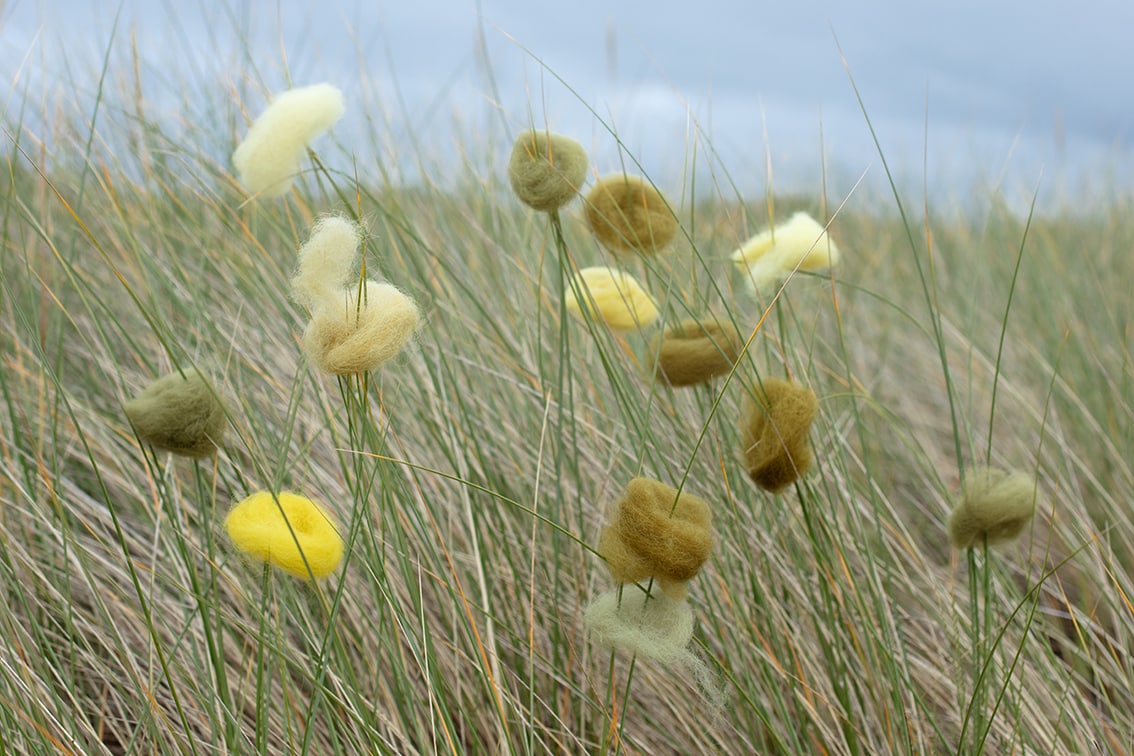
[
  {"left": 598, "top": 477, "right": 714, "bottom": 599},
  {"left": 124, "top": 369, "right": 226, "bottom": 458},
  {"left": 948, "top": 467, "right": 1035, "bottom": 549},
  {"left": 564, "top": 266, "right": 659, "bottom": 331},
  {"left": 651, "top": 318, "right": 744, "bottom": 387},
  {"left": 584, "top": 174, "right": 678, "bottom": 256},
  {"left": 233, "top": 83, "right": 345, "bottom": 198},
  {"left": 302, "top": 281, "right": 420, "bottom": 375},
  {"left": 508, "top": 130, "right": 588, "bottom": 212},
  {"left": 291, "top": 215, "right": 362, "bottom": 307},
  {"left": 741, "top": 379, "right": 818, "bottom": 493},
  {"left": 225, "top": 491, "right": 344, "bottom": 579},
  {"left": 732, "top": 211, "right": 841, "bottom": 292}
]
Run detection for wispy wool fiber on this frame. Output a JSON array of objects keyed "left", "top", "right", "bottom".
[
  {"left": 652, "top": 318, "right": 744, "bottom": 387},
  {"left": 508, "top": 130, "right": 588, "bottom": 212},
  {"left": 598, "top": 477, "right": 713, "bottom": 599},
  {"left": 302, "top": 281, "right": 420, "bottom": 375},
  {"left": 225, "top": 491, "right": 344, "bottom": 579},
  {"left": 584, "top": 174, "right": 678, "bottom": 256},
  {"left": 233, "top": 83, "right": 345, "bottom": 198},
  {"left": 124, "top": 369, "right": 225, "bottom": 458},
  {"left": 732, "top": 212, "right": 841, "bottom": 291},
  {"left": 741, "top": 379, "right": 818, "bottom": 493},
  {"left": 291, "top": 215, "right": 362, "bottom": 307},
  {"left": 564, "top": 266, "right": 659, "bottom": 331},
  {"left": 584, "top": 588, "right": 695, "bottom": 664},
  {"left": 948, "top": 467, "right": 1036, "bottom": 549}
]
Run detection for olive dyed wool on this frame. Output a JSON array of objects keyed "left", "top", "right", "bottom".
[
  {"left": 233, "top": 83, "right": 345, "bottom": 197},
  {"left": 652, "top": 318, "right": 744, "bottom": 387},
  {"left": 948, "top": 467, "right": 1035, "bottom": 549},
  {"left": 508, "top": 130, "right": 588, "bottom": 212},
  {"left": 598, "top": 477, "right": 713, "bottom": 598},
  {"left": 124, "top": 369, "right": 226, "bottom": 458},
  {"left": 302, "top": 281, "right": 420, "bottom": 375},
  {"left": 584, "top": 174, "right": 678, "bottom": 256},
  {"left": 741, "top": 379, "right": 818, "bottom": 493}
]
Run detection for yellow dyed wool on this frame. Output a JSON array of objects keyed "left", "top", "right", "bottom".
[
  {"left": 948, "top": 467, "right": 1035, "bottom": 549},
  {"left": 652, "top": 318, "right": 744, "bottom": 387},
  {"left": 564, "top": 266, "right": 659, "bottom": 331},
  {"left": 291, "top": 215, "right": 362, "bottom": 307},
  {"left": 584, "top": 174, "right": 678, "bottom": 256},
  {"left": 233, "top": 83, "right": 345, "bottom": 198},
  {"left": 302, "top": 281, "right": 420, "bottom": 375},
  {"left": 598, "top": 477, "right": 713, "bottom": 599},
  {"left": 508, "top": 129, "right": 588, "bottom": 212},
  {"left": 741, "top": 379, "right": 818, "bottom": 493},
  {"left": 732, "top": 212, "right": 841, "bottom": 291},
  {"left": 124, "top": 369, "right": 226, "bottom": 458},
  {"left": 225, "top": 491, "right": 343, "bottom": 579}
]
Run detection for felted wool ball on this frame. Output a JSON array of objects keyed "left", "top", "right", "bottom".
[
  {"left": 508, "top": 129, "right": 589, "bottom": 212},
  {"left": 584, "top": 174, "right": 678, "bottom": 256}
]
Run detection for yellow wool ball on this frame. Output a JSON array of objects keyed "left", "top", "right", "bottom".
[
  {"left": 225, "top": 491, "right": 344, "bottom": 579},
  {"left": 564, "top": 266, "right": 659, "bottom": 331},
  {"left": 584, "top": 174, "right": 678, "bottom": 256},
  {"left": 508, "top": 129, "right": 589, "bottom": 212},
  {"left": 732, "top": 212, "right": 841, "bottom": 291}
]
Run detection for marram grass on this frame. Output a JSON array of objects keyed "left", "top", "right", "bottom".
[{"left": 3, "top": 22, "right": 1134, "bottom": 756}]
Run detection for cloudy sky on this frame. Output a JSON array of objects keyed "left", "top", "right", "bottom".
[{"left": 3, "top": 0, "right": 1132, "bottom": 209}]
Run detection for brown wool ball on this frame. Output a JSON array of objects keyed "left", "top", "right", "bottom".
[
  {"left": 948, "top": 467, "right": 1036, "bottom": 549},
  {"left": 123, "top": 369, "right": 226, "bottom": 458},
  {"left": 584, "top": 174, "right": 678, "bottom": 256},
  {"left": 508, "top": 130, "right": 589, "bottom": 212},
  {"left": 652, "top": 318, "right": 745, "bottom": 387},
  {"left": 598, "top": 477, "right": 714, "bottom": 596},
  {"left": 741, "top": 379, "right": 818, "bottom": 493}
]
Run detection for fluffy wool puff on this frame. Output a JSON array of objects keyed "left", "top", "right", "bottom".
[
  {"left": 731, "top": 212, "right": 841, "bottom": 291},
  {"left": 291, "top": 215, "right": 362, "bottom": 307},
  {"left": 124, "top": 369, "right": 226, "bottom": 458},
  {"left": 948, "top": 467, "right": 1036, "bottom": 549},
  {"left": 741, "top": 379, "right": 819, "bottom": 493},
  {"left": 584, "top": 174, "right": 678, "bottom": 256},
  {"left": 564, "top": 266, "right": 660, "bottom": 331},
  {"left": 507, "top": 130, "right": 589, "bottom": 212},
  {"left": 225, "top": 491, "right": 343, "bottom": 579},
  {"left": 584, "top": 588, "right": 695, "bottom": 664},
  {"left": 302, "top": 281, "right": 420, "bottom": 375},
  {"left": 652, "top": 318, "right": 744, "bottom": 387},
  {"left": 598, "top": 477, "right": 713, "bottom": 599},
  {"left": 233, "top": 83, "right": 345, "bottom": 198}
]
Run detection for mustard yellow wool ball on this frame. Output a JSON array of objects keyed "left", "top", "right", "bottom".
[
  {"left": 508, "top": 130, "right": 589, "bottom": 212},
  {"left": 651, "top": 318, "right": 745, "bottom": 387},
  {"left": 225, "top": 491, "right": 344, "bottom": 579},
  {"left": 584, "top": 174, "right": 678, "bottom": 256},
  {"left": 741, "top": 379, "right": 819, "bottom": 493}
]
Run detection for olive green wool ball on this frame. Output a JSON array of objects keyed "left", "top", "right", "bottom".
[{"left": 508, "top": 130, "right": 589, "bottom": 212}]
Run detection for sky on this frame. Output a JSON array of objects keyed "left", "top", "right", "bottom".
[{"left": 3, "top": 0, "right": 1132, "bottom": 211}]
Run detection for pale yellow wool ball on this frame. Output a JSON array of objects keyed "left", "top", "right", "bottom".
[
  {"left": 732, "top": 212, "right": 841, "bottom": 291},
  {"left": 583, "top": 588, "right": 695, "bottom": 665},
  {"left": 225, "top": 491, "right": 343, "bottom": 579},
  {"left": 291, "top": 215, "right": 362, "bottom": 307},
  {"left": 584, "top": 174, "right": 678, "bottom": 256},
  {"left": 508, "top": 130, "right": 589, "bottom": 212},
  {"left": 564, "top": 266, "right": 659, "bottom": 331},
  {"left": 948, "top": 467, "right": 1036, "bottom": 549},
  {"left": 302, "top": 281, "right": 420, "bottom": 375},
  {"left": 233, "top": 83, "right": 345, "bottom": 198}
]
